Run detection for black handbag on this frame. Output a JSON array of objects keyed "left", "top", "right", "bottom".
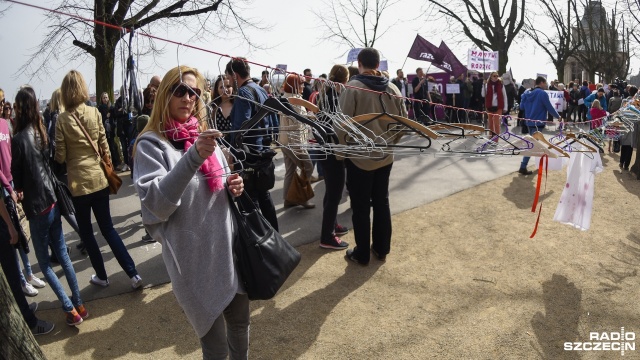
[
  {"left": 41, "top": 151, "right": 75, "bottom": 217},
  {"left": 227, "top": 191, "right": 300, "bottom": 300},
  {"left": 241, "top": 147, "right": 276, "bottom": 193}
]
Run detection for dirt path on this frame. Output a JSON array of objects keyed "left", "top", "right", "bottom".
[{"left": 38, "top": 151, "right": 640, "bottom": 359}]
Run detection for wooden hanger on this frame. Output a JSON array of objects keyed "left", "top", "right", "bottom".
[
  {"left": 553, "top": 133, "right": 598, "bottom": 153},
  {"left": 350, "top": 113, "right": 439, "bottom": 140},
  {"left": 532, "top": 132, "right": 570, "bottom": 157},
  {"left": 286, "top": 97, "right": 319, "bottom": 114},
  {"left": 427, "top": 123, "right": 485, "bottom": 137}
]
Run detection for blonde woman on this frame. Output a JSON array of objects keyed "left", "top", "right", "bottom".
[
  {"left": 482, "top": 71, "right": 508, "bottom": 140},
  {"left": 55, "top": 70, "right": 142, "bottom": 289},
  {"left": 589, "top": 99, "right": 607, "bottom": 129},
  {"left": 133, "top": 65, "right": 247, "bottom": 358}
]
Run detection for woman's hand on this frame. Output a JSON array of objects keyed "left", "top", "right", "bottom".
[
  {"left": 195, "top": 129, "right": 222, "bottom": 159},
  {"left": 227, "top": 173, "right": 244, "bottom": 197}
]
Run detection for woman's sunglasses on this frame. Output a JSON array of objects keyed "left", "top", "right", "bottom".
[{"left": 170, "top": 84, "right": 202, "bottom": 100}]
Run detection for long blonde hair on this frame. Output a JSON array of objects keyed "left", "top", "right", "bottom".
[
  {"left": 592, "top": 99, "right": 602, "bottom": 110},
  {"left": 50, "top": 88, "right": 65, "bottom": 113},
  {"left": 135, "top": 66, "right": 207, "bottom": 153}
]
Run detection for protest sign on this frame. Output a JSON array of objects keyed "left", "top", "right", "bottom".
[
  {"left": 379, "top": 60, "right": 388, "bottom": 71},
  {"left": 347, "top": 48, "right": 363, "bottom": 63},
  {"left": 467, "top": 49, "right": 499, "bottom": 72},
  {"left": 545, "top": 90, "right": 565, "bottom": 112},
  {"left": 446, "top": 83, "right": 460, "bottom": 94}
]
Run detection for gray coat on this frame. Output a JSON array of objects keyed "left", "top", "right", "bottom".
[{"left": 133, "top": 131, "right": 240, "bottom": 338}]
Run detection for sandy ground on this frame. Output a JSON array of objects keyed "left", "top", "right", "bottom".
[{"left": 36, "top": 151, "right": 640, "bottom": 359}]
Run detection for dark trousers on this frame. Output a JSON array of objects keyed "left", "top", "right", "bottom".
[
  {"left": 578, "top": 104, "right": 587, "bottom": 121},
  {"left": 413, "top": 100, "right": 430, "bottom": 122},
  {"left": 107, "top": 133, "right": 121, "bottom": 167},
  {"left": 0, "top": 221, "right": 38, "bottom": 328},
  {"left": 345, "top": 160, "right": 393, "bottom": 263},
  {"left": 118, "top": 120, "right": 133, "bottom": 166},
  {"left": 239, "top": 189, "right": 279, "bottom": 232},
  {"left": 621, "top": 145, "right": 633, "bottom": 168},
  {"left": 320, "top": 155, "right": 345, "bottom": 243},
  {"left": 73, "top": 187, "right": 138, "bottom": 280},
  {"left": 566, "top": 106, "right": 577, "bottom": 121}
]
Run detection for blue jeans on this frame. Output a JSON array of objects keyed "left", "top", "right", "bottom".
[
  {"left": 520, "top": 125, "right": 544, "bottom": 169},
  {"left": 29, "top": 203, "right": 82, "bottom": 312},
  {"left": 73, "top": 187, "right": 138, "bottom": 280},
  {"left": 16, "top": 246, "right": 33, "bottom": 285}
]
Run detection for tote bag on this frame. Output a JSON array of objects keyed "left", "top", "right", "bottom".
[{"left": 227, "top": 191, "right": 301, "bottom": 300}]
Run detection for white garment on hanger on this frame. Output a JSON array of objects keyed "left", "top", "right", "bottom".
[
  {"left": 536, "top": 148, "right": 569, "bottom": 171},
  {"left": 553, "top": 152, "right": 603, "bottom": 231}
]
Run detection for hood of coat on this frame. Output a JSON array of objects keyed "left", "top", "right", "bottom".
[{"left": 351, "top": 74, "right": 390, "bottom": 92}]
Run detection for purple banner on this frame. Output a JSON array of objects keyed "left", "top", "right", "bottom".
[
  {"left": 438, "top": 41, "right": 467, "bottom": 78},
  {"left": 407, "top": 34, "right": 443, "bottom": 64}
]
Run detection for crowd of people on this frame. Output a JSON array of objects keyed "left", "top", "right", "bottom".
[{"left": 1, "top": 45, "right": 638, "bottom": 359}]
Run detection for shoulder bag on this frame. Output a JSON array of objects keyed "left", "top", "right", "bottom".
[
  {"left": 40, "top": 151, "right": 75, "bottom": 217},
  {"left": 70, "top": 113, "right": 122, "bottom": 194},
  {"left": 285, "top": 170, "right": 314, "bottom": 204},
  {"left": 227, "top": 191, "right": 301, "bottom": 300}
]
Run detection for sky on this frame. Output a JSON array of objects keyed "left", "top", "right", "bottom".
[{"left": 0, "top": 0, "right": 636, "bottom": 102}]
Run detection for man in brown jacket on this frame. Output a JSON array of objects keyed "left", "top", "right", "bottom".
[{"left": 338, "top": 47, "right": 407, "bottom": 265}]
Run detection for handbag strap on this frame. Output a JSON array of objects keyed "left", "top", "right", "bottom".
[{"left": 70, "top": 112, "right": 102, "bottom": 159}]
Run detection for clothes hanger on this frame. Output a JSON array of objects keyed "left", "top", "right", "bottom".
[
  {"left": 531, "top": 132, "right": 570, "bottom": 157},
  {"left": 235, "top": 96, "right": 327, "bottom": 148},
  {"left": 286, "top": 97, "right": 319, "bottom": 113}
]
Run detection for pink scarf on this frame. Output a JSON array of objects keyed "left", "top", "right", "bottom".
[{"left": 166, "top": 116, "right": 225, "bottom": 192}]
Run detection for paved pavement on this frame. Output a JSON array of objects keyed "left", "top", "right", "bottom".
[{"left": 24, "top": 133, "right": 526, "bottom": 310}]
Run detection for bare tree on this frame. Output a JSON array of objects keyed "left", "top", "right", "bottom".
[
  {"left": 17, "top": 0, "right": 263, "bottom": 100},
  {"left": 523, "top": 0, "right": 580, "bottom": 82},
  {"left": 572, "top": 0, "right": 630, "bottom": 83},
  {"left": 313, "top": 0, "right": 399, "bottom": 50},
  {"left": 424, "top": 0, "right": 526, "bottom": 74}
]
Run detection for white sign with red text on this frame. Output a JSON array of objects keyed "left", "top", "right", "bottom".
[{"left": 467, "top": 50, "right": 499, "bottom": 72}]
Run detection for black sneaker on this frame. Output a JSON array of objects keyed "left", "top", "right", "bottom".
[
  {"left": 334, "top": 224, "right": 349, "bottom": 237},
  {"left": 31, "top": 319, "right": 55, "bottom": 336},
  {"left": 29, "top": 302, "right": 38, "bottom": 313},
  {"left": 518, "top": 168, "right": 533, "bottom": 175},
  {"left": 320, "top": 236, "right": 349, "bottom": 250},
  {"left": 141, "top": 233, "right": 156, "bottom": 243},
  {"left": 345, "top": 248, "right": 368, "bottom": 266}
]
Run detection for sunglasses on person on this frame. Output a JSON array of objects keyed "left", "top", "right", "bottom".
[{"left": 170, "top": 83, "right": 202, "bottom": 100}]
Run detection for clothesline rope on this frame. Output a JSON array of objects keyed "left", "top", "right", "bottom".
[{"left": 5, "top": 0, "right": 620, "bottom": 127}]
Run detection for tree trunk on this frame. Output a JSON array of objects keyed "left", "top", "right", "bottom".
[
  {"left": 555, "top": 61, "right": 566, "bottom": 84},
  {"left": 0, "top": 268, "right": 47, "bottom": 360},
  {"left": 95, "top": 43, "right": 117, "bottom": 102},
  {"left": 499, "top": 49, "right": 509, "bottom": 75}
]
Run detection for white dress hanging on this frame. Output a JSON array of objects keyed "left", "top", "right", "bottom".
[{"left": 553, "top": 152, "right": 603, "bottom": 230}]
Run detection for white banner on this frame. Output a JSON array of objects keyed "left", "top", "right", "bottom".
[
  {"left": 379, "top": 60, "right": 388, "bottom": 71},
  {"left": 467, "top": 49, "right": 499, "bottom": 72},
  {"left": 545, "top": 90, "right": 565, "bottom": 112}
]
